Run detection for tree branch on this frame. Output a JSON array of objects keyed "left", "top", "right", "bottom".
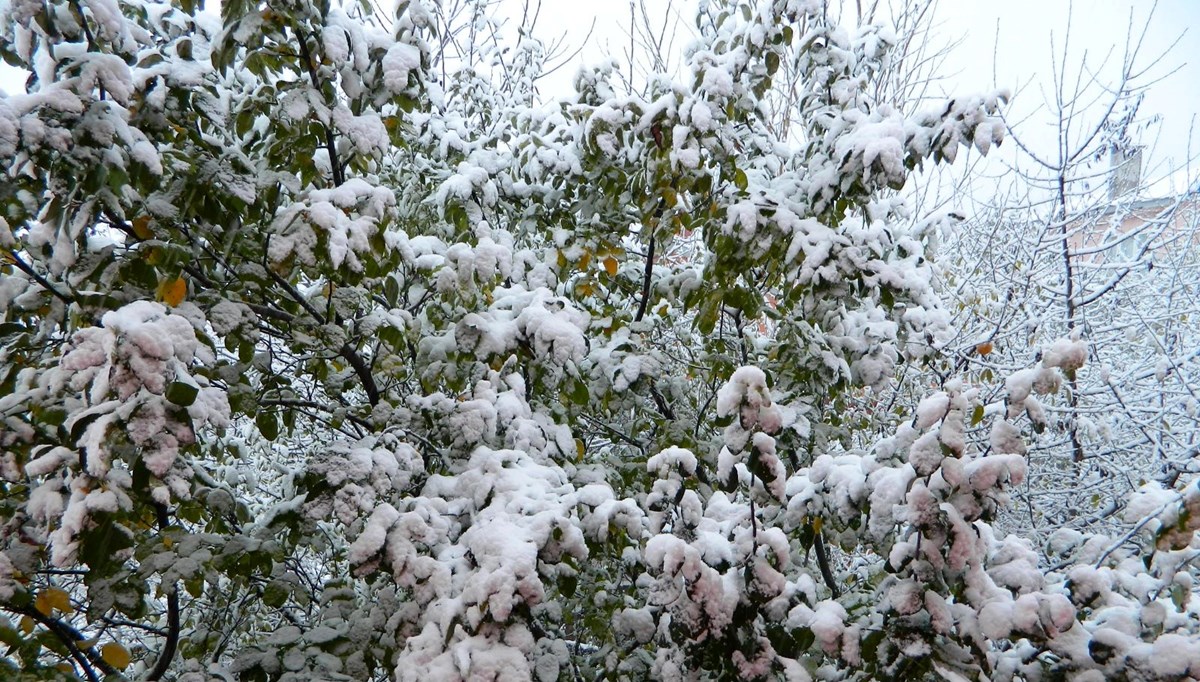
[
  {"left": 266, "top": 269, "right": 381, "bottom": 406},
  {"left": 814, "top": 533, "right": 840, "bottom": 598},
  {"left": 6, "top": 251, "right": 74, "bottom": 304},
  {"left": 296, "top": 29, "right": 344, "bottom": 187},
  {"left": 12, "top": 604, "right": 118, "bottom": 681},
  {"left": 147, "top": 503, "right": 181, "bottom": 681},
  {"left": 634, "top": 227, "right": 656, "bottom": 322}
]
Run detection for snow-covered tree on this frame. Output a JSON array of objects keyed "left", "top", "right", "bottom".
[
  {"left": 1, "top": 0, "right": 1198, "bottom": 680},
  {"left": 928, "top": 5, "right": 1200, "bottom": 542}
]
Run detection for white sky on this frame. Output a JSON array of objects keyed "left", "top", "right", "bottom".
[
  {"left": 937, "top": 0, "right": 1200, "bottom": 196},
  {"left": 2, "top": 0, "right": 1197, "bottom": 196}
]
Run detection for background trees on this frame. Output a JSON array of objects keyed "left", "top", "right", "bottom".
[
  {"left": 929, "top": 6, "right": 1200, "bottom": 540},
  {"left": 1, "top": 1, "right": 1197, "bottom": 681}
]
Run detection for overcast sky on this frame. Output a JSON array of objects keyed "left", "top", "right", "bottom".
[
  {"left": 3, "top": 0, "right": 1196, "bottom": 195},
  {"left": 941, "top": 0, "right": 1200, "bottom": 196}
]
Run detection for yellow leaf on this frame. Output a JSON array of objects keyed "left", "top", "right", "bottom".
[
  {"left": 19, "top": 615, "right": 34, "bottom": 634},
  {"left": 575, "top": 438, "right": 586, "bottom": 461},
  {"left": 602, "top": 257, "right": 618, "bottom": 277},
  {"left": 660, "top": 187, "right": 678, "bottom": 208},
  {"left": 132, "top": 215, "right": 154, "bottom": 240},
  {"left": 46, "top": 587, "right": 71, "bottom": 614},
  {"left": 157, "top": 277, "right": 187, "bottom": 307},
  {"left": 34, "top": 587, "right": 71, "bottom": 616},
  {"left": 812, "top": 517, "right": 823, "bottom": 534},
  {"left": 101, "top": 642, "right": 132, "bottom": 670}
]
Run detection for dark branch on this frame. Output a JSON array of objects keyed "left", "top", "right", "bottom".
[
  {"left": 12, "top": 604, "right": 118, "bottom": 681},
  {"left": 296, "top": 29, "right": 344, "bottom": 187},
  {"left": 634, "top": 228, "right": 656, "bottom": 322},
  {"left": 6, "top": 251, "right": 74, "bottom": 304},
  {"left": 814, "top": 533, "right": 840, "bottom": 598},
  {"left": 648, "top": 384, "right": 676, "bottom": 421},
  {"left": 266, "top": 269, "right": 381, "bottom": 406},
  {"left": 147, "top": 503, "right": 180, "bottom": 681}
]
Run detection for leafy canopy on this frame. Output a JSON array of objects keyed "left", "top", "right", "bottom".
[{"left": 1, "top": 0, "right": 1198, "bottom": 680}]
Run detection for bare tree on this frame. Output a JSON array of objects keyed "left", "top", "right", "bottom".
[{"left": 934, "top": 2, "right": 1200, "bottom": 536}]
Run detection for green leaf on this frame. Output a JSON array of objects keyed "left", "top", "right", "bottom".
[
  {"left": 971, "top": 404, "right": 985, "bottom": 426},
  {"left": 79, "top": 515, "right": 134, "bottom": 571},
  {"left": 262, "top": 581, "right": 290, "bottom": 608},
  {"left": 568, "top": 377, "right": 589, "bottom": 405},
  {"left": 383, "top": 275, "right": 400, "bottom": 307},
  {"left": 695, "top": 299, "right": 720, "bottom": 335},
  {"left": 559, "top": 574, "right": 577, "bottom": 598},
  {"left": 798, "top": 523, "right": 815, "bottom": 551},
  {"left": 880, "top": 286, "right": 895, "bottom": 309},
  {"left": 723, "top": 286, "right": 761, "bottom": 317},
  {"left": 165, "top": 381, "right": 199, "bottom": 407},
  {"left": 256, "top": 412, "right": 280, "bottom": 441},
  {"left": 733, "top": 168, "right": 748, "bottom": 191}
]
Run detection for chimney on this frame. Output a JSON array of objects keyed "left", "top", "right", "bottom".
[{"left": 1109, "top": 147, "right": 1142, "bottom": 200}]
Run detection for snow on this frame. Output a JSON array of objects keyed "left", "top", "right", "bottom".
[
  {"left": 802, "top": 600, "right": 849, "bottom": 655},
  {"left": 989, "top": 419, "right": 1026, "bottom": 455},
  {"left": 907, "top": 431, "right": 944, "bottom": 476},
  {"left": 348, "top": 503, "right": 401, "bottom": 567},
  {"left": 322, "top": 25, "right": 351, "bottom": 67},
  {"left": 647, "top": 447, "right": 698, "bottom": 477},
  {"left": 914, "top": 391, "right": 949, "bottom": 429},
  {"left": 716, "top": 366, "right": 775, "bottom": 424},
  {"left": 1150, "top": 633, "right": 1197, "bottom": 677},
  {"left": 699, "top": 61, "right": 734, "bottom": 98},
  {"left": 964, "top": 453, "right": 1026, "bottom": 491},
  {"left": 27, "top": 478, "right": 65, "bottom": 521},
  {"left": 888, "top": 578, "right": 923, "bottom": 615},
  {"left": 23, "top": 446, "right": 74, "bottom": 477},
  {"left": 1042, "top": 337, "right": 1087, "bottom": 371},
  {"left": 129, "top": 139, "right": 162, "bottom": 175},
  {"left": 332, "top": 106, "right": 389, "bottom": 156},
  {"left": 382, "top": 42, "right": 422, "bottom": 93},
  {"left": 1125, "top": 482, "right": 1178, "bottom": 523}
]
